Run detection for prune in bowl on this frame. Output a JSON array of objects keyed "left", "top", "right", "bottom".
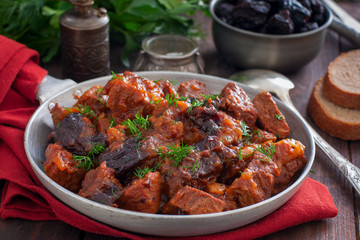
[{"left": 210, "top": 0, "right": 333, "bottom": 73}]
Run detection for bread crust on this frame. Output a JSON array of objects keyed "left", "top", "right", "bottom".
[
  {"left": 308, "top": 76, "right": 360, "bottom": 141},
  {"left": 324, "top": 49, "right": 360, "bottom": 109}
]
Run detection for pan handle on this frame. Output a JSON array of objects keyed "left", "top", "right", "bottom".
[
  {"left": 323, "top": 0, "right": 360, "bottom": 46},
  {"left": 36, "top": 75, "right": 77, "bottom": 105}
]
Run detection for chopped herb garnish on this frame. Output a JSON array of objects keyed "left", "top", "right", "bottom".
[
  {"left": 122, "top": 111, "right": 150, "bottom": 140},
  {"left": 200, "top": 94, "right": 220, "bottom": 100},
  {"left": 75, "top": 104, "right": 97, "bottom": 120},
  {"left": 169, "top": 79, "right": 178, "bottom": 85},
  {"left": 154, "top": 142, "right": 194, "bottom": 167},
  {"left": 149, "top": 96, "right": 162, "bottom": 106},
  {"left": 73, "top": 143, "right": 106, "bottom": 171},
  {"left": 186, "top": 98, "right": 204, "bottom": 114},
  {"left": 240, "top": 121, "right": 251, "bottom": 138},
  {"left": 133, "top": 166, "right": 152, "bottom": 179},
  {"left": 238, "top": 148, "right": 243, "bottom": 160},
  {"left": 181, "top": 160, "right": 200, "bottom": 174},
  {"left": 111, "top": 71, "right": 117, "bottom": 80},
  {"left": 275, "top": 114, "right": 284, "bottom": 121},
  {"left": 111, "top": 188, "right": 120, "bottom": 199},
  {"left": 133, "top": 162, "right": 161, "bottom": 179},
  {"left": 256, "top": 143, "right": 275, "bottom": 162},
  {"left": 107, "top": 117, "right": 116, "bottom": 129}
]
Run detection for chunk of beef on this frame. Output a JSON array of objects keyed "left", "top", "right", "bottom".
[
  {"left": 118, "top": 171, "right": 162, "bottom": 214},
  {"left": 156, "top": 79, "right": 177, "bottom": 96},
  {"left": 56, "top": 113, "right": 106, "bottom": 155},
  {"left": 44, "top": 143, "right": 86, "bottom": 193},
  {"left": 75, "top": 85, "right": 108, "bottom": 115},
  {"left": 253, "top": 91, "right": 290, "bottom": 139},
  {"left": 271, "top": 139, "right": 307, "bottom": 194},
  {"left": 160, "top": 158, "right": 192, "bottom": 199},
  {"left": 220, "top": 82, "right": 258, "bottom": 127},
  {"left": 225, "top": 151, "right": 280, "bottom": 209},
  {"left": 78, "top": 161, "right": 122, "bottom": 207},
  {"left": 105, "top": 79, "right": 155, "bottom": 123},
  {"left": 162, "top": 186, "right": 226, "bottom": 215},
  {"left": 181, "top": 150, "right": 223, "bottom": 190},
  {"left": 106, "top": 125, "right": 127, "bottom": 145},
  {"left": 186, "top": 106, "right": 243, "bottom": 146},
  {"left": 50, "top": 103, "right": 69, "bottom": 127},
  {"left": 177, "top": 79, "right": 212, "bottom": 100},
  {"left": 249, "top": 128, "right": 277, "bottom": 144},
  {"left": 188, "top": 105, "right": 222, "bottom": 136}
]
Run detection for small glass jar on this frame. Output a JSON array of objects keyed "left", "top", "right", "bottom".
[{"left": 134, "top": 34, "right": 205, "bottom": 73}]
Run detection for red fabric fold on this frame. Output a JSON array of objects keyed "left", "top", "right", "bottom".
[{"left": 0, "top": 35, "right": 337, "bottom": 240}]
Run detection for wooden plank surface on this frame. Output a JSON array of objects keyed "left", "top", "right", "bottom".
[{"left": 1, "top": 2, "right": 360, "bottom": 240}]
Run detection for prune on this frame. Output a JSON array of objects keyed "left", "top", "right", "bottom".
[
  {"left": 299, "top": 22, "right": 319, "bottom": 32},
  {"left": 231, "top": 0, "right": 271, "bottom": 31},
  {"left": 281, "top": 0, "right": 311, "bottom": 26},
  {"left": 215, "top": 0, "right": 326, "bottom": 34},
  {"left": 262, "top": 9, "right": 294, "bottom": 34}
]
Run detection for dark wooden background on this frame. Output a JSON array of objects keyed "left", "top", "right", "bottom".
[{"left": 1, "top": 2, "right": 360, "bottom": 240}]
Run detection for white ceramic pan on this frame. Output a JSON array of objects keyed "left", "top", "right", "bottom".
[{"left": 24, "top": 72, "right": 315, "bottom": 237}]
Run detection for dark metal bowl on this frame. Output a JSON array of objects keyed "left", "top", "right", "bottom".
[{"left": 210, "top": 0, "right": 333, "bottom": 73}]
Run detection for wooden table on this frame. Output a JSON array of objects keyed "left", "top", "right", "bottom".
[{"left": 1, "top": 2, "right": 360, "bottom": 240}]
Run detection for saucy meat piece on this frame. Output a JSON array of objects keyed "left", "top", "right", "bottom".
[
  {"left": 160, "top": 158, "right": 192, "bottom": 199},
  {"left": 271, "top": 139, "right": 307, "bottom": 194},
  {"left": 181, "top": 150, "right": 223, "bottom": 190},
  {"left": 162, "top": 186, "right": 226, "bottom": 215},
  {"left": 156, "top": 79, "right": 177, "bottom": 96},
  {"left": 177, "top": 79, "right": 212, "bottom": 99},
  {"left": 50, "top": 103, "right": 69, "bottom": 127},
  {"left": 78, "top": 162, "right": 122, "bottom": 207},
  {"left": 250, "top": 128, "right": 277, "bottom": 144},
  {"left": 220, "top": 82, "right": 258, "bottom": 127},
  {"left": 185, "top": 106, "right": 243, "bottom": 146},
  {"left": 253, "top": 91, "right": 290, "bottom": 139},
  {"left": 75, "top": 85, "right": 108, "bottom": 115},
  {"left": 56, "top": 112, "right": 106, "bottom": 156},
  {"left": 105, "top": 78, "right": 155, "bottom": 123},
  {"left": 225, "top": 151, "right": 280, "bottom": 209},
  {"left": 44, "top": 143, "right": 86, "bottom": 192},
  {"left": 119, "top": 171, "right": 162, "bottom": 214}
]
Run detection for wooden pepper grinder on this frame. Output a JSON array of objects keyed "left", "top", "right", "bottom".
[{"left": 60, "top": 0, "right": 110, "bottom": 82}]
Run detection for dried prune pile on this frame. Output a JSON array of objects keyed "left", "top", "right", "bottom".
[{"left": 215, "top": 0, "right": 326, "bottom": 34}]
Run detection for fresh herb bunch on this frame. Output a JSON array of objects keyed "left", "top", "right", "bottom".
[
  {"left": 0, "top": 0, "right": 72, "bottom": 62},
  {"left": 0, "top": 0, "right": 209, "bottom": 65}
]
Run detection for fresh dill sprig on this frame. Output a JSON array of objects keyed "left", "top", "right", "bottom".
[
  {"left": 154, "top": 142, "right": 194, "bottom": 167},
  {"left": 275, "top": 114, "right": 284, "bottom": 121},
  {"left": 122, "top": 111, "right": 150, "bottom": 140},
  {"left": 165, "top": 93, "right": 187, "bottom": 108},
  {"left": 180, "top": 160, "right": 200, "bottom": 174},
  {"left": 75, "top": 104, "right": 97, "bottom": 120},
  {"left": 256, "top": 143, "right": 275, "bottom": 162},
  {"left": 240, "top": 121, "right": 251, "bottom": 138},
  {"left": 133, "top": 162, "right": 161, "bottom": 179},
  {"left": 73, "top": 143, "right": 106, "bottom": 171},
  {"left": 186, "top": 98, "right": 204, "bottom": 114},
  {"left": 107, "top": 117, "right": 116, "bottom": 129},
  {"left": 200, "top": 94, "right": 220, "bottom": 100}
]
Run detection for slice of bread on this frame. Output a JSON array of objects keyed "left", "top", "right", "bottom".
[
  {"left": 323, "top": 49, "right": 360, "bottom": 109},
  {"left": 308, "top": 76, "right": 360, "bottom": 140}
]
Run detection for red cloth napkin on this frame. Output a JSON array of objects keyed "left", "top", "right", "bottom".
[{"left": 0, "top": 35, "right": 338, "bottom": 240}]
